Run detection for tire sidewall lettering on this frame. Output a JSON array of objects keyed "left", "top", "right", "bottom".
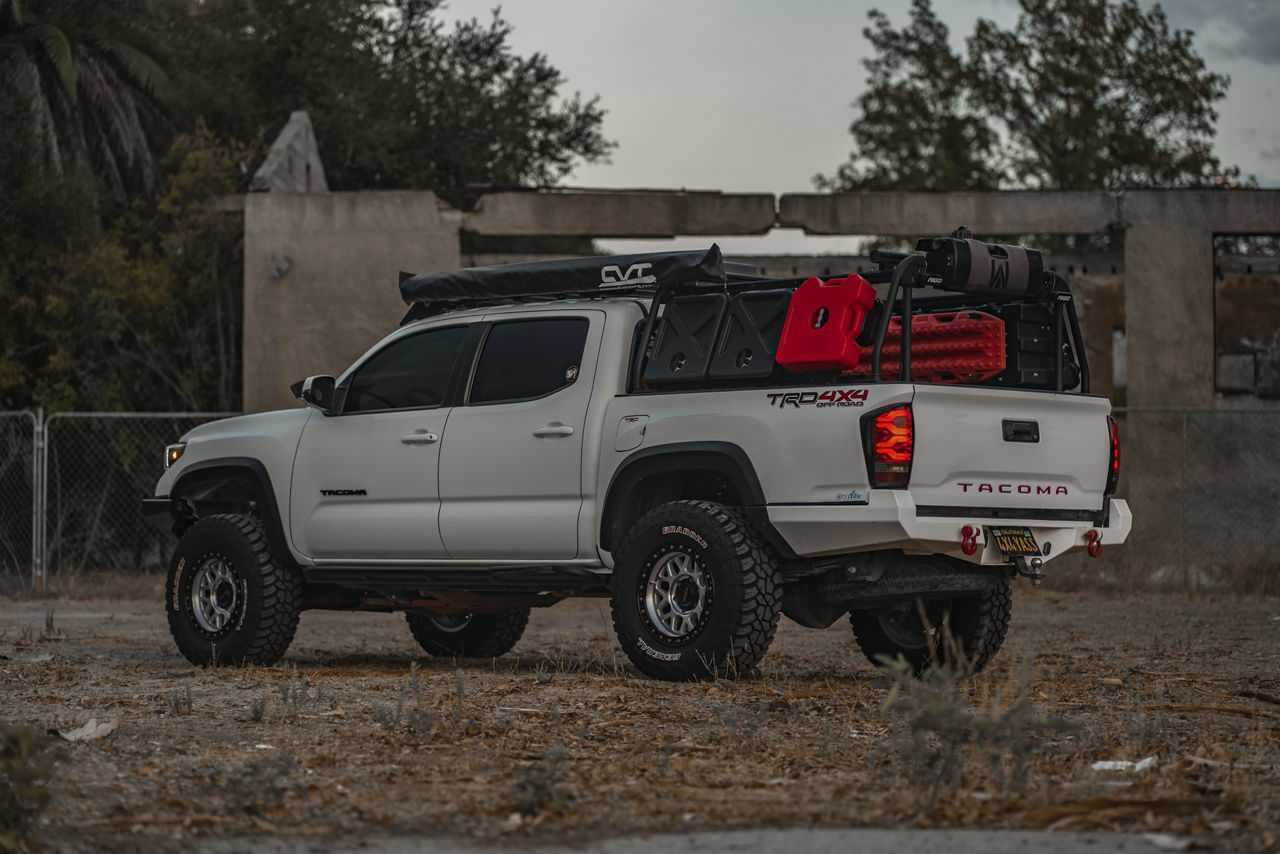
[
  {"left": 660, "top": 525, "right": 707, "bottom": 549},
  {"left": 636, "top": 637, "right": 681, "bottom": 661}
]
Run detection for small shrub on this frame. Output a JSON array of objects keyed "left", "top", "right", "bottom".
[
  {"left": 248, "top": 696, "right": 268, "bottom": 722},
  {"left": 510, "top": 745, "right": 572, "bottom": 816},
  {"left": 167, "top": 686, "right": 193, "bottom": 715},
  {"left": 277, "top": 672, "right": 309, "bottom": 718},
  {"left": 877, "top": 654, "right": 1076, "bottom": 807},
  {"left": 0, "top": 721, "right": 67, "bottom": 850},
  {"left": 205, "top": 753, "right": 302, "bottom": 816}
]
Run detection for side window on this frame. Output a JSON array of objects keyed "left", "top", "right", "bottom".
[
  {"left": 343, "top": 326, "right": 467, "bottom": 413},
  {"left": 469, "top": 318, "right": 589, "bottom": 405}
]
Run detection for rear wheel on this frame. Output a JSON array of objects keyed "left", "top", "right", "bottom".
[
  {"left": 165, "top": 514, "right": 302, "bottom": 666},
  {"left": 405, "top": 608, "right": 530, "bottom": 658},
  {"left": 610, "top": 500, "right": 781, "bottom": 681},
  {"left": 849, "top": 577, "right": 1012, "bottom": 675}
]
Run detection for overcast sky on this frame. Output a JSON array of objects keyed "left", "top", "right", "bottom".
[{"left": 439, "top": 0, "right": 1280, "bottom": 253}]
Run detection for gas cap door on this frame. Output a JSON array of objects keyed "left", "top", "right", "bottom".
[{"left": 614, "top": 415, "right": 649, "bottom": 451}]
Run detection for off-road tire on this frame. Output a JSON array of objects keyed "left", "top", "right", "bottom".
[
  {"left": 165, "top": 514, "right": 302, "bottom": 666},
  {"left": 849, "top": 569, "right": 1012, "bottom": 675},
  {"left": 405, "top": 609, "right": 530, "bottom": 658},
  {"left": 610, "top": 500, "right": 781, "bottom": 681}
]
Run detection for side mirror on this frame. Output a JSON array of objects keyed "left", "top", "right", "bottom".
[{"left": 291, "top": 375, "right": 336, "bottom": 414}]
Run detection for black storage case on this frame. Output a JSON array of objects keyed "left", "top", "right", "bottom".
[
  {"left": 708, "top": 289, "right": 792, "bottom": 380},
  {"left": 988, "top": 302, "right": 1079, "bottom": 389},
  {"left": 642, "top": 294, "right": 728, "bottom": 384}
]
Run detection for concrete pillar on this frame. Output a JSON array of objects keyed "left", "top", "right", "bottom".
[
  {"left": 1118, "top": 190, "right": 1280, "bottom": 577},
  {"left": 242, "top": 191, "right": 462, "bottom": 412}
]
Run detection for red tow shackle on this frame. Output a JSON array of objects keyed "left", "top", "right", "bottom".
[
  {"left": 960, "top": 525, "right": 980, "bottom": 556},
  {"left": 1084, "top": 529, "right": 1103, "bottom": 558}
]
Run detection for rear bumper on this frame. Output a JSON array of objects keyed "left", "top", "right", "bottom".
[{"left": 765, "top": 494, "right": 1132, "bottom": 564}]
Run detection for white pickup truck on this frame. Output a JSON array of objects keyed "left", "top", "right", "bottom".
[{"left": 145, "top": 232, "right": 1131, "bottom": 681}]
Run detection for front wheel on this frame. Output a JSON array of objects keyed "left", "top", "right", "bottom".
[
  {"left": 405, "top": 608, "right": 530, "bottom": 658},
  {"left": 849, "top": 577, "right": 1012, "bottom": 675},
  {"left": 610, "top": 500, "right": 781, "bottom": 681},
  {"left": 165, "top": 514, "right": 302, "bottom": 666}
]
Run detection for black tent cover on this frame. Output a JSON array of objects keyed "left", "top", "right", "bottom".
[{"left": 398, "top": 245, "right": 724, "bottom": 323}]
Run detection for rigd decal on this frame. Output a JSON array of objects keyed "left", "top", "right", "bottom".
[
  {"left": 320, "top": 489, "right": 368, "bottom": 496},
  {"left": 662, "top": 525, "right": 708, "bottom": 548},
  {"left": 836, "top": 489, "right": 866, "bottom": 502},
  {"left": 637, "top": 637, "right": 681, "bottom": 661},
  {"left": 767, "top": 389, "right": 869, "bottom": 409}
]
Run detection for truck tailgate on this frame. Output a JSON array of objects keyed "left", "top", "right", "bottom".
[{"left": 908, "top": 385, "right": 1112, "bottom": 515}]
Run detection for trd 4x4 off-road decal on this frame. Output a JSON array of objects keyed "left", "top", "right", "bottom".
[{"left": 767, "top": 389, "right": 868, "bottom": 409}]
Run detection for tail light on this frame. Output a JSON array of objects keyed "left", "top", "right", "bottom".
[
  {"left": 864, "top": 404, "right": 914, "bottom": 487},
  {"left": 1104, "top": 415, "right": 1120, "bottom": 495}
]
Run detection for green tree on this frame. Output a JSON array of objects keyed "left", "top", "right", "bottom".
[
  {"left": 36, "top": 129, "right": 250, "bottom": 411},
  {"left": 0, "top": 0, "right": 172, "bottom": 205},
  {"left": 0, "top": 93, "right": 94, "bottom": 408},
  {"left": 161, "top": 0, "right": 614, "bottom": 205},
  {"left": 818, "top": 0, "right": 1238, "bottom": 192},
  {"left": 0, "top": 125, "right": 249, "bottom": 412},
  {"left": 815, "top": 0, "right": 1000, "bottom": 192}
]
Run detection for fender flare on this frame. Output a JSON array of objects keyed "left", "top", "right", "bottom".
[
  {"left": 599, "top": 442, "right": 768, "bottom": 552},
  {"left": 169, "top": 457, "right": 292, "bottom": 563}
]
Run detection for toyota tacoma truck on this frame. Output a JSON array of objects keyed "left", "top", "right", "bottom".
[{"left": 145, "top": 230, "right": 1131, "bottom": 681}]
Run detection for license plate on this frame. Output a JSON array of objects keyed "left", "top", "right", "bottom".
[{"left": 987, "top": 526, "right": 1041, "bottom": 557}]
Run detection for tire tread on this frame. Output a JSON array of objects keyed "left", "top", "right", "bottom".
[
  {"left": 405, "top": 608, "right": 530, "bottom": 658},
  {"left": 611, "top": 499, "right": 781, "bottom": 680}
]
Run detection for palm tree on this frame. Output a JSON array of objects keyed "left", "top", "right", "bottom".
[{"left": 0, "top": 0, "right": 172, "bottom": 203}]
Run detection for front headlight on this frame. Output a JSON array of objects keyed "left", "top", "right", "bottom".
[{"left": 165, "top": 443, "right": 187, "bottom": 469}]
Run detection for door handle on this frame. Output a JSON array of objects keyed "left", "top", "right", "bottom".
[
  {"left": 401, "top": 430, "right": 439, "bottom": 445},
  {"left": 533, "top": 423, "right": 575, "bottom": 438}
]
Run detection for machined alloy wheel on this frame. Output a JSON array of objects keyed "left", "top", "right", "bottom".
[
  {"left": 427, "top": 614, "right": 473, "bottom": 633},
  {"left": 190, "top": 555, "right": 242, "bottom": 634},
  {"left": 643, "top": 549, "right": 712, "bottom": 641}
]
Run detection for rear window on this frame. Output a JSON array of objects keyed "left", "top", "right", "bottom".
[{"left": 469, "top": 318, "right": 589, "bottom": 405}]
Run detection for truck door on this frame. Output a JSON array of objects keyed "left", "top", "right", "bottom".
[
  {"left": 290, "top": 324, "right": 471, "bottom": 562},
  {"left": 438, "top": 312, "right": 602, "bottom": 560}
]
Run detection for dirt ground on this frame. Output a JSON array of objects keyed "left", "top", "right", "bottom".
[{"left": 2, "top": 583, "right": 1278, "bottom": 853}]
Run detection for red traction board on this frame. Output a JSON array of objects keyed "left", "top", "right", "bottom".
[{"left": 851, "top": 310, "right": 1006, "bottom": 382}]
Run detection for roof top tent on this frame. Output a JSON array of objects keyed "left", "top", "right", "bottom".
[{"left": 396, "top": 230, "right": 1090, "bottom": 394}]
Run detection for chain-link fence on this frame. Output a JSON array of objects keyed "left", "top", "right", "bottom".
[
  {"left": 41, "top": 413, "right": 237, "bottom": 583},
  {"left": 0, "top": 411, "right": 38, "bottom": 588},
  {"left": 3, "top": 407, "right": 1279, "bottom": 593},
  {"left": 1048, "top": 406, "right": 1280, "bottom": 593}
]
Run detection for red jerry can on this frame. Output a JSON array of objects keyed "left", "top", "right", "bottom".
[{"left": 776, "top": 274, "right": 877, "bottom": 372}]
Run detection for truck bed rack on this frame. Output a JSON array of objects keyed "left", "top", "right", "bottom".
[{"left": 396, "top": 229, "right": 1090, "bottom": 394}]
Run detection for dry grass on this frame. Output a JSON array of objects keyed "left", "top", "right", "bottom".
[{"left": 0, "top": 589, "right": 1276, "bottom": 852}]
